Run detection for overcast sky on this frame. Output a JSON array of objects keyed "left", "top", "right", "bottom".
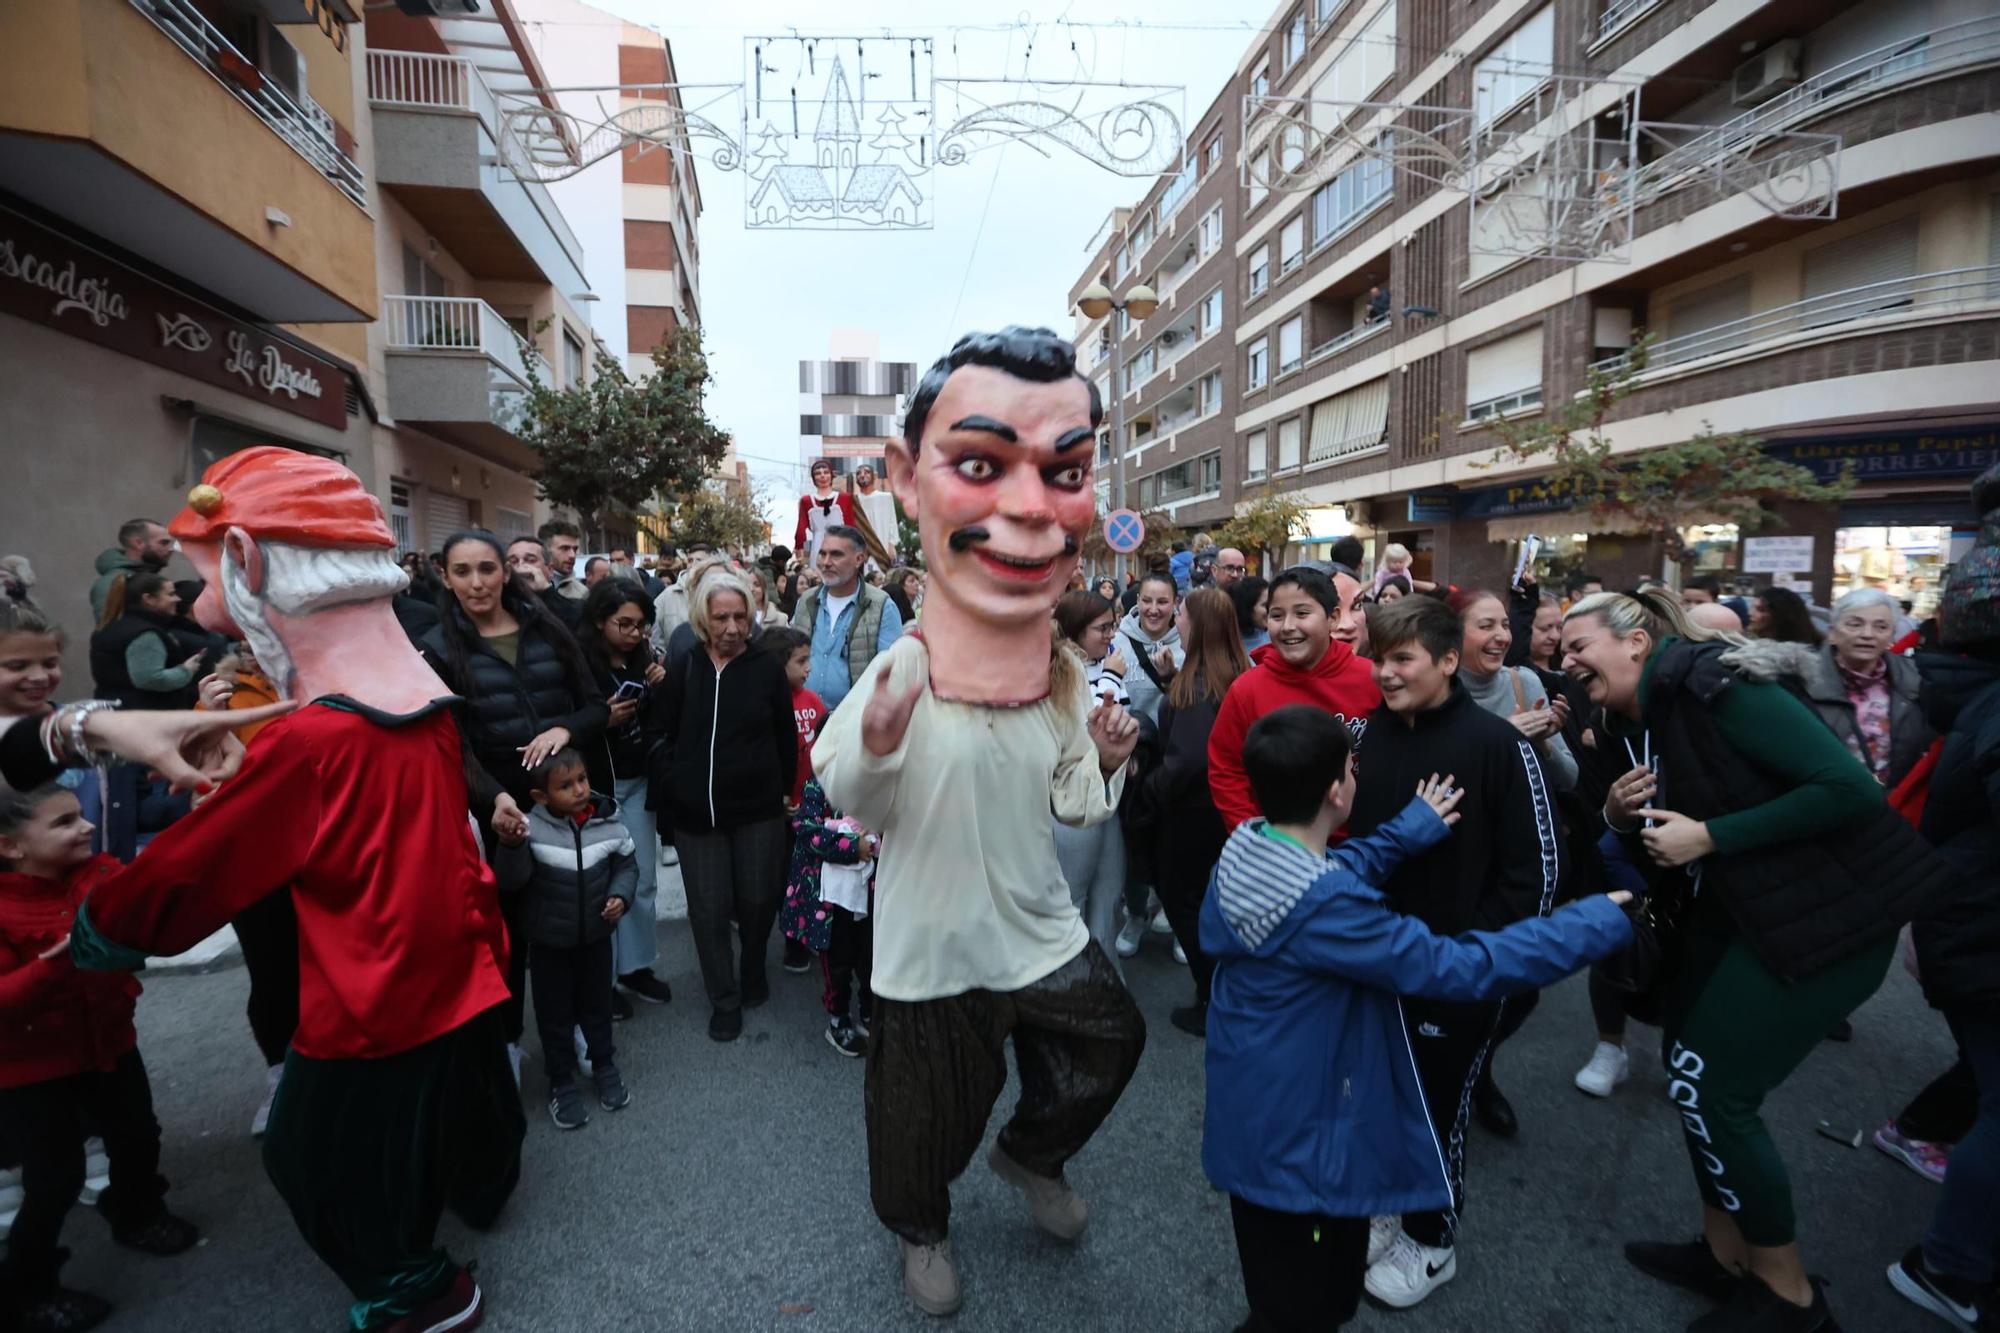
[{"left": 545, "top": 0, "right": 1272, "bottom": 526}]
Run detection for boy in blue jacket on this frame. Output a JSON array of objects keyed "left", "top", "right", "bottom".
[{"left": 1200, "top": 706, "right": 1634, "bottom": 1332}]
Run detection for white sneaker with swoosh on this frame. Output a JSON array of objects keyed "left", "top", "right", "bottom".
[
  {"left": 1889, "top": 1247, "right": 1985, "bottom": 1331},
  {"left": 1365, "top": 1232, "right": 1457, "bottom": 1309}
]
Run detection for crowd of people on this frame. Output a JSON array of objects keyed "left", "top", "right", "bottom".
[{"left": 0, "top": 338, "right": 1994, "bottom": 1333}]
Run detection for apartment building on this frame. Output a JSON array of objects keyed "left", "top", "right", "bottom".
[
  {"left": 1077, "top": 0, "right": 2000, "bottom": 607},
  {"left": 1, "top": 0, "right": 377, "bottom": 683},
  {"left": 523, "top": 0, "right": 703, "bottom": 368},
  {"left": 364, "top": 1, "right": 602, "bottom": 550},
  {"left": 798, "top": 330, "right": 918, "bottom": 484}
]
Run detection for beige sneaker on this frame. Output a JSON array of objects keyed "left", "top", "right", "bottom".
[
  {"left": 987, "top": 1142, "right": 1088, "bottom": 1241},
  {"left": 899, "top": 1237, "right": 962, "bottom": 1316}
]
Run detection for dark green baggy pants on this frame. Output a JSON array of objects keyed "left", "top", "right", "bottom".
[{"left": 261, "top": 1006, "right": 525, "bottom": 1330}]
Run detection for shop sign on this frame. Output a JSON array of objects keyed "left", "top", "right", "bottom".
[
  {"left": 1766, "top": 428, "right": 2000, "bottom": 483},
  {"left": 0, "top": 207, "right": 346, "bottom": 429},
  {"left": 1406, "top": 492, "right": 1456, "bottom": 523},
  {"left": 1458, "top": 473, "right": 1615, "bottom": 520},
  {"left": 1742, "top": 535, "right": 1815, "bottom": 574}
]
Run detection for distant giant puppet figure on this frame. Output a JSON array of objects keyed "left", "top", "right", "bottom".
[
  {"left": 795, "top": 458, "right": 857, "bottom": 558},
  {"left": 812, "top": 327, "right": 1146, "bottom": 1318},
  {"left": 68, "top": 447, "right": 523, "bottom": 1333}
]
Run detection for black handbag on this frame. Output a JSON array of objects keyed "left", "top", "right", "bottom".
[{"left": 1592, "top": 864, "right": 1696, "bottom": 1024}]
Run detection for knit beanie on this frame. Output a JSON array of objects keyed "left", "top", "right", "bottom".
[{"left": 1940, "top": 462, "right": 2000, "bottom": 646}]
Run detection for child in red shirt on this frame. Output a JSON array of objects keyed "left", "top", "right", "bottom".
[
  {"left": 766, "top": 627, "right": 825, "bottom": 809},
  {"left": 0, "top": 785, "right": 197, "bottom": 1332}
]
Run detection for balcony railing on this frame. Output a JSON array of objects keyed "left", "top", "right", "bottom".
[
  {"left": 1306, "top": 318, "right": 1389, "bottom": 367},
  {"left": 1591, "top": 266, "right": 2000, "bottom": 377},
  {"left": 1467, "top": 385, "right": 1543, "bottom": 422},
  {"left": 382, "top": 295, "right": 535, "bottom": 385},
  {"left": 1597, "top": 0, "right": 1662, "bottom": 40},
  {"left": 1633, "top": 16, "right": 2000, "bottom": 199},
  {"left": 367, "top": 50, "right": 585, "bottom": 267},
  {"left": 130, "top": 0, "right": 365, "bottom": 206}
]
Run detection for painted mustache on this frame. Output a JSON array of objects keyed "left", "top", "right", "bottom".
[{"left": 948, "top": 526, "right": 1080, "bottom": 557}]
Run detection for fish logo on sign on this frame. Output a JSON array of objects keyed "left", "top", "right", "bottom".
[{"left": 1103, "top": 509, "right": 1145, "bottom": 554}]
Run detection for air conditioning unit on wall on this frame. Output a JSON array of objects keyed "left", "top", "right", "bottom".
[{"left": 1732, "top": 39, "right": 1803, "bottom": 108}]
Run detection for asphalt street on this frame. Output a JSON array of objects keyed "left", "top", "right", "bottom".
[{"left": 58, "top": 914, "right": 1952, "bottom": 1333}]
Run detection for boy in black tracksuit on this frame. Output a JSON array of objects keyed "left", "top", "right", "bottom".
[{"left": 1347, "top": 596, "right": 1566, "bottom": 1309}]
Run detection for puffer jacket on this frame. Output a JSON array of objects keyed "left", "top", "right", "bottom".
[
  {"left": 1724, "top": 639, "right": 1933, "bottom": 788},
  {"left": 1201, "top": 808, "right": 1629, "bottom": 1218},
  {"left": 419, "top": 598, "right": 608, "bottom": 803},
  {"left": 1912, "top": 648, "right": 2000, "bottom": 1017},
  {"left": 0, "top": 855, "right": 141, "bottom": 1088},
  {"left": 494, "top": 795, "right": 637, "bottom": 949}
]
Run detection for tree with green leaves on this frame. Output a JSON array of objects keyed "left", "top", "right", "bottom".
[
  {"left": 517, "top": 327, "right": 732, "bottom": 546},
  {"left": 1480, "top": 334, "right": 1853, "bottom": 561},
  {"left": 1213, "top": 491, "right": 1314, "bottom": 570},
  {"left": 667, "top": 477, "right": 774, "bottom": 554}
]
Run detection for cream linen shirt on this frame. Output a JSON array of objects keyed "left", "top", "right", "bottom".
[{"left": 813, "top": 634, "right": 1125, "bottom": 1002}]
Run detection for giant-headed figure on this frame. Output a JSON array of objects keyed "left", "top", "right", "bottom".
[
  {"left": 70, "top": 447, "right": 522, "bottom": 1333},
  {"left": 812, "top": 328, "right": 1146, "bottom": 1318}
]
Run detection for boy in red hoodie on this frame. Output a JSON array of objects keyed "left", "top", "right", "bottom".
[
  {"left": 0, "top": 785, "right": 197, "bottom": 1333},
  {"left": 1208, "top": 566, "right": 1381, "bottom": 830}
]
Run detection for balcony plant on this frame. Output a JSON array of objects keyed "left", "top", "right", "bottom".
[{"left": 518, "top": 326, "right": 731, "bottom": 548}]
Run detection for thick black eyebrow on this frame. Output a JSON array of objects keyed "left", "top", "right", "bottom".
[
  {"left": 1052, "top": 427, "right": 1094, "bottom": 453},
  {"left": 949, "top": 415, "right": 1017, "bottom": 441}
]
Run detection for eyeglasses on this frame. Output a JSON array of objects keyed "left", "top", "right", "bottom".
[
  {"left": 1219, "top": 564, "right": 1247, "bottom": 573},
  {"left": 608, "top": 618, "right": 646, "bottom": 632}
]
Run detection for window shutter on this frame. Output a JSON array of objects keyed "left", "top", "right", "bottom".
[
  {"left": 423, "top": 492, "right": 472, "bottom": 550},
  {"left": 1308, "top": 377, "right": 1390, "bottom": 463},
  {"left": 1246, "top": 429, "right": 1268, "bottom": 478},
  {"left": 1665, "top": 277, "right": 1752, "bottom": 344},
  {"left": 1803, "top": 216, "right": 1919, "bottom": 310},
  {"left": 1465, "top": 327, "right": 1544, "bottom": 407},
  {"left": 1277, "top": 417, "right": 1303, "bottom": 470}
]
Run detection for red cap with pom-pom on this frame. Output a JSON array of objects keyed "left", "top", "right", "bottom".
[{"left": 169, "top": 446, "right": 395, "bottom": 549}]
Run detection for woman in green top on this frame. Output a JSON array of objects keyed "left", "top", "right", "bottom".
[{"left": 1560, "top": 589, "right": 1947, "bottom": 1333}]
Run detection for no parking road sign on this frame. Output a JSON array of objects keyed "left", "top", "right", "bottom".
[{"left": 1103, "top": 509, "right": 1146, "bottom": 555}]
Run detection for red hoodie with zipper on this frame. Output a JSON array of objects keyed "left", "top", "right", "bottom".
[
  {"left": 1208, "top": 640, "right": 1381, "bottom": 831},
  {"left": 0, "top": 854, "right": 139, "bottom": 1089}
]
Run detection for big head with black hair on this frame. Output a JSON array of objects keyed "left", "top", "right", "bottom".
[{"left": 887, "top": 326, "right": 1105, "bottom": 702}]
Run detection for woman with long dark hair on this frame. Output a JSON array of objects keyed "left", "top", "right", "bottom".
[
  {"left": 1050, "top": 590, "right": 1133, "bottom": 972},
  {"left": 1561, "top": 588, "right": 1949, "bottom": 1330},
  {"left": 1145, "top": 588, "right": 1251, "bottom": 1035},
  {"left": 1228, "top": 576, "right": 1270, "bottom": 656},
  {"left": 1749, "top": 585, "right": 1822, "bottom": 646},
  {"left": 578, "top": 579, "right": 672, "bottom": 1016},
  {"left": 419, "top": 530, "right": 608, "bottom": 1080}
]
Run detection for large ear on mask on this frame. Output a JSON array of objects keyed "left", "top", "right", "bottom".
[
  {"left": 885, "top": 440, "right": 921, "bottom": 519},
  {"left": 222, "top": 527, "right": 266, "bottom": 597}
]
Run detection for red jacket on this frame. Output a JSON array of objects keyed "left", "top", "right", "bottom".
[
  {"left": 1207, "top": 640, "right": 1381, "bottom": 830},
  {"left": 0, "top": 855, "right": 140, "bottom": 1089},
  {"left": 795, "top": 491, "right": 856, "bottom": 552},
  {"left": 83, "top": 700, "right": 512, "bottom": 1060}
]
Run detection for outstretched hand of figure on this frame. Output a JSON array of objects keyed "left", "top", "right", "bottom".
[
  {"left": 84, "top": 702, "right": 298, "bottom": 795},
  {"left": 1087, "top": 700, "right": 1140, "bottom": 775},
  {"left": 861, "top": 669, "right": 924, "bottom": 757}
]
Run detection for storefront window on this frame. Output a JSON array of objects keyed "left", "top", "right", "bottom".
[
  {"left": 1681, "top": 524, "right": 1742, "bottom": 584},
  {"left": 1515, "top": 533, "right": 1591, "bottom": 590},
  {"left": 1835, "top": 526, "right": 1950, "bottom": 618}
]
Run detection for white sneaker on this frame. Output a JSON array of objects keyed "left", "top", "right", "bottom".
[
  {"left": 1115, "top": 914, "right": 1147, "bottom": 958},
  {"left": 1365, "top": 1232, "right": 1456, "bottom": 1309},
  {"left": 1574, "top": 1041, "right": 1630, "bottom": 1098},
  {"left": 79, "top": 1138, "right": 110, "bottom": 1206},
  {"left": 1367, "top": 1215, "right": 1401, "bottom": 1267},
  {"left": 661, "top": 845, "right": 680, "bottom": 866},
  {"left": 573, "top": 1026, "right": 593, "bottom": 1076},
  {"left": 250, "top": 1063, "right": 283, "bottom": 1139},
  {"left": 1149, "top": 907, "right": 1174, "bottom": 935},
  {"left": 507, "top": 1042, "right": 524, "bottom": 1088},
  {"left": 1172, "top": 938, "right": 1187, "bottom": 966}
]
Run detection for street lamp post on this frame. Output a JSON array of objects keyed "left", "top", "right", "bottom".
[{"left": 1074, "top": 278, "right": 1159, "bottom": 581}]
